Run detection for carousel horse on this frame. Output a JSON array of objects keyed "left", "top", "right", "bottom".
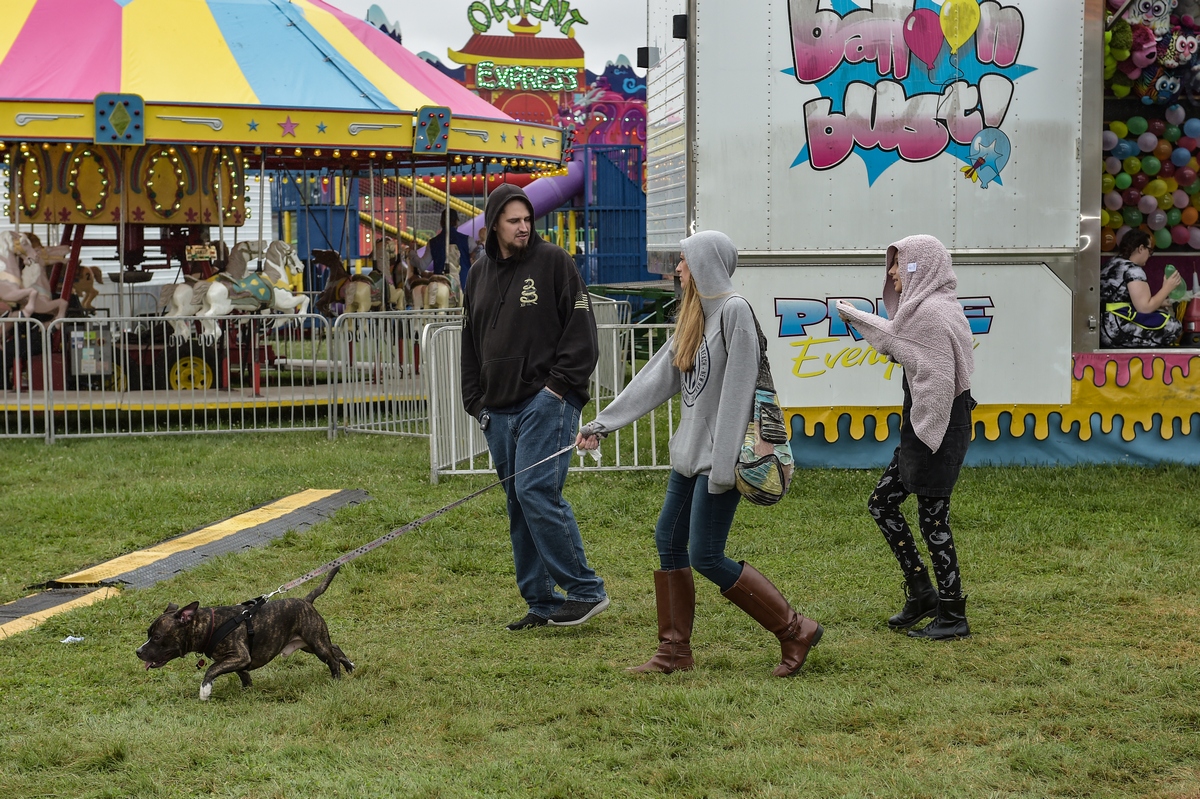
[
  {"left": 195, "top": 241, "right": 310, "bottom": 341},
  {"left": 224, "top": 240, "right": 305, "bottom": 292},
  {"left": 163, "top": 239, "right": 235, "bottom": 341},
  {"left": 163, "top": 239, "right": 227, "bottom": 339},
  {"left": 165, "top": 240, "right": 308, "bottom": 342},
  {"left": 72, "top": 266, "right": 104, "bottom": 311},
  {"left": 313, "top": 250, "right": 373, "bottom": 316},
  {"left": 0, "top": 232, "right": 68, "bottom": 320},
  {"left": 0, "top": 231, "right": 46, "bottom": 318},
  {"left": 402, "top": 242, "right": 460, "bottom": 310}
]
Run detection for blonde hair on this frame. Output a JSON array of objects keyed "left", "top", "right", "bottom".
[{"left": 672, "top": 278, "right": 706, "bottom": 371}]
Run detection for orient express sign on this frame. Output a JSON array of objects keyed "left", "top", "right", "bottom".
[
  {"left": 475, "top": 61, "right": 579, "bottom": 92},
  {"left": 467, "top": 1, "right": 588, "bottom": 37}
]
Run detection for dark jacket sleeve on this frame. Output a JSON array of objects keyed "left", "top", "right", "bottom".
[
  {"left": 460, "top": 289, "right": 484, "bottom": 418},
  {"left": 544, "top": 253, "right": 599, "bottom": 397}
]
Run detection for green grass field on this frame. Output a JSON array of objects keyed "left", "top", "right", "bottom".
[{"left": 1, "top": 433, "right": 1199, "bottom": 798}]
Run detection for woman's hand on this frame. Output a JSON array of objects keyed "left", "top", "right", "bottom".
[
  {"left": 575, "top": 432, "right": 601, "bottom": 450},
  {"left": 835, "top": 299, "right": 854, "bottom": 322},
  {"left": 1163, "top": 270, "right": 1184, "bottom": 307}
]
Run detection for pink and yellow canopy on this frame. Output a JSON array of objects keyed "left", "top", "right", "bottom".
[{"left": 0, "top": 0, "right": 564, "bottom": 164}]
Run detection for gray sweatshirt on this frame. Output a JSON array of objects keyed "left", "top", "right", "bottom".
[{"left": 585, "top": 231, "right": 759, "bottom": 494}]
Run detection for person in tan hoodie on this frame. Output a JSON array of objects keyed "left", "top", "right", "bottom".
[{"left": 836, "top": 235, "right": 975, "bottom": 640}]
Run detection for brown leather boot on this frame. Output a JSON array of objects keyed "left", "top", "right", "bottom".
[
  {"left": 722, "top": 562, "right": 822, "bottom": 677},
  {"left": 628, "top": 568, "right": 695, "bottom": 673}
]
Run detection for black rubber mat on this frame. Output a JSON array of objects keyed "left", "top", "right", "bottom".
[
  {"left": 47, "top": 489, "right": 371, "bottom": 589},
  {"left": 0, "top": 588, "right": 103, "bottom": 623}
]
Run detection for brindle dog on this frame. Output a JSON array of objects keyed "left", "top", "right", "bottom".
[{"left": 136, "top": 567, "right": 354, "bottom": 700}]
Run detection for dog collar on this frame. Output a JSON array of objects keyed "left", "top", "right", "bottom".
[{"left": 200, "top": 607, "right": 216, "bottom": 656}]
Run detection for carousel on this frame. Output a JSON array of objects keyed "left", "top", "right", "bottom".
[{"left": 0, "top": 0, "right": 566, "bottom": 422}]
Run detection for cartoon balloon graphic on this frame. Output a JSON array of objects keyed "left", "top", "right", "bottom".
[
  {"left": 904, "top": 9, "right": 944, "bottom": 71},
  {"left": 940, "top": 0, "right": 981, "bottom": 55},
  {"left": 967, "top": 127, "right": 1011, "bottom": 189}
]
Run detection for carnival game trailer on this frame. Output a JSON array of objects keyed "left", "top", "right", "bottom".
[{"left": 648, "top": 0, "right": 1200, "bottom": 465}]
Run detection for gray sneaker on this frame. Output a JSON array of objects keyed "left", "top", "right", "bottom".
[{"left": 546, "top": 597, "right": 610, "bottom": 627}]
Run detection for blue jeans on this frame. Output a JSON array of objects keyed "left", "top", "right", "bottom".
[
  {"left": 655, "top": 471, "right": 743, "bottom": 592},
  {"left": 484, "top": 389, "right": 607, "bottom": 617}
]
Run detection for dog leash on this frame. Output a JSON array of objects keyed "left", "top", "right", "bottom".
[{"left": 260, "top": 442, "right": 579, "bottom": 601}]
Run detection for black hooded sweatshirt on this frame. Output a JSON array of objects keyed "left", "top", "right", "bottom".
[{"left": 460, "top": 184, "right": 598, "bottom": 418}]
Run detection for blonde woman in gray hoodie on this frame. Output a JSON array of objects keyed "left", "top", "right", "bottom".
[{"left": 576, "top": 230, "right": 823, "bottom": 677}]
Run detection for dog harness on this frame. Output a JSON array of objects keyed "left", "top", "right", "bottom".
[{"left": 202, "top": 596, "right": 267, "bottom": 659}]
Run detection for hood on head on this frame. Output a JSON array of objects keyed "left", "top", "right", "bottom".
[
  {"left": 679, "top": 230, "right": 737, "bottom": 312},
  {"left": 484, "top": 184, "right": 538, "bottom": 260},
  {"left": 882, "top": 235, "right": 955, "bottom": 319}
]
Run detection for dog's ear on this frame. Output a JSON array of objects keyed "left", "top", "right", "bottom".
[
  {"left": 176, "top": 601, "right": 200, "bottom": 623},
  {"left": 164, "top": 602, "right": 179, "bottom": 614}
]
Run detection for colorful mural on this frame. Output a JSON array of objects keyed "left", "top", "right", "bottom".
[
  {"left": 787, "top": 0, "right": 1033, "bottom": 187},
  {"left": 405, "top": 2, "right": 645, "bottom": 150},
  {"left": 788, "top": 352, "right": 1200, "bottom": 466}
]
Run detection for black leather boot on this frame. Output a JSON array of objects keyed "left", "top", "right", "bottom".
[
  {"left": 908, "top": 596, "right": 970, "bottom": 640},
  {"left": 887, "top": 572, "right": 938, "bottom": 630}
]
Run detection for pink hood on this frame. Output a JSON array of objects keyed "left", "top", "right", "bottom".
[{"left": 838, "top": 235, "right": 974, "bottom": 451}]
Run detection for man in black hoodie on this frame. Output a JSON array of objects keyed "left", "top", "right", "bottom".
[{"left": 461, "top": 184, "right": 609, "bottom": 630}]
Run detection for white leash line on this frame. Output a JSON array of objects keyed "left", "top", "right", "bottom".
[{"left": 264, "top": 442, "right": 578, "bottom": 599}]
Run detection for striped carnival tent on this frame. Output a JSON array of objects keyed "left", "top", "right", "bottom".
[
  {"left": 0, "top": 0, "right": 568, "bottom": 298},
  {"left": 0, "top": 0, "right": 565, "bottom": 164}
]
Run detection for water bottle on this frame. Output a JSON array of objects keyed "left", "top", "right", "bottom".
[{"left": 1164, "top": 264, "right": 1188, "bottom": 301}]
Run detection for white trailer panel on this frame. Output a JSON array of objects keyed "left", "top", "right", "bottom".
[{"left": 695, "top": 0, "right": 1086, "bottom": 252}]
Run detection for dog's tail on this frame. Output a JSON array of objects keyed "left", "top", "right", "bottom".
[{"left": 304, "top": 565, "right": 340, "bottom": 604}]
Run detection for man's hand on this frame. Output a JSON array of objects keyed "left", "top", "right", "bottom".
[
  {"left": 575, "top": 432, "right": 601, "bottom": 450},
  {"left": 544, "top": 387, "right": 562, "bottom": 399}
]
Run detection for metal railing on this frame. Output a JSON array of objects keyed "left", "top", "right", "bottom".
[
  {"left": 0, "top": 317, "right": 49, "bottom": 439},
  {"left": 2, "top": 306, "right": 678, "bottom": 486},
  {"left": 426, "top": 321, "right": 678, "bottom": 482},
  {"left": 42, "top": 313, "right": 332, "bottom": 440},
  {"left": 331, "top": 309, "right": 461, "bottom": 438}
]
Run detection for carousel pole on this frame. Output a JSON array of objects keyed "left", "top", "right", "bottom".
[
  {"left": 443, "top": 160, "right": 450, "bottom": 274},
  {"left": 215, "top": 148, "right": 225, "bottom": 262},
  {"left": 118, "top": 149, "right": 126, "bottom": 321},
  {"left": 410, "top": 161, "right": 416, "bottom": 247},
  {"left": 303, "top": 158, "right": 312, "bottom": 289},
  {"left": 369, "top": 159, "right": 379, "bottom": 284},
  {"left": 13, "top": 151, "right": 22, "bottom": 236},
  {"left": 341, "top": 167, "right": 352, "bottom": 270},
  {"left": 257, "top": 151, "right": 266, "bottom": 271}
]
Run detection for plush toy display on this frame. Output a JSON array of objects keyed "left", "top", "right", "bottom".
[{"left": 1108, "top": 1, "right": 1200, "bottom": 102}]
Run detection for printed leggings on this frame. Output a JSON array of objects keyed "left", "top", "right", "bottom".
[{"left": 867, "top": 454, "right": 963, "bottom": 600}]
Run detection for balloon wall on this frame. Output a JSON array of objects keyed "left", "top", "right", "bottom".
[
  {"left": 1101, "top": 107, "right": 1200, "bottom": 252},
  {"left": 1104, "top": 1, "right": 1200, "bottom": 252}
]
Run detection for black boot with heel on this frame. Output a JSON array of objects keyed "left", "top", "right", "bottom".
[{"left": 887, "top": 572, "right": 939, "bottom": 630}]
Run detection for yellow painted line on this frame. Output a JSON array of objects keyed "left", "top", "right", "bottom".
[
  {"left": 0, "top": 395, "right": 415, "bottom": 413},
  {"left": 56, "top": 490, "right": 341, "bottom": 585},
  {"left": 0, "top": 587, "right": 121, "bottom": 640}
]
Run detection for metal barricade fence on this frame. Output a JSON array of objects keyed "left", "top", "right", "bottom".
[
  {"left": 331, "top": 309, "right": 462, "bottom": 438},
  {"left": 591, "top": 296, "right": 632, "bottom": 400},
  {"left": 426, "top": 322, "right": 677, "bottom": 483},
  {"left": 45, "top": 313, "right": 332, "bottom": 440},
  {"left": 425, "top": 323, "right": 487, "bottom": 483},
  {"left": 0, "top": 316, "right": 49, "bottom": 439}
]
